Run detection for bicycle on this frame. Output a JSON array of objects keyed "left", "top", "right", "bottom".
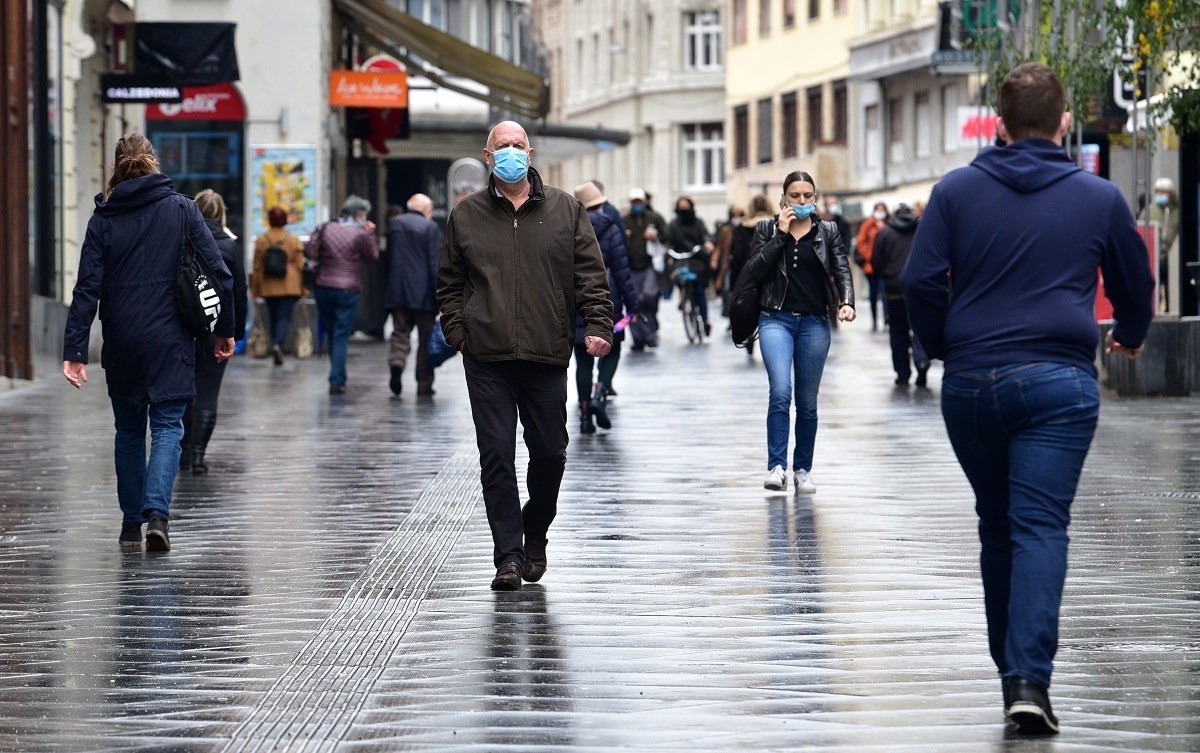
[{"left": 668, "top": 245, "right": 707, "bottom": 344}]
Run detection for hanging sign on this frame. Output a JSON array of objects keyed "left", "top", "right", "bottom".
[{"left": 329, "top": 70, "right": 408, "bottom": 109}]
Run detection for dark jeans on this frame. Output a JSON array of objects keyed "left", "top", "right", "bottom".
[
  {"left": 573, "top": 340, "right": 622, "bottom": 402},
  {"left": 885, "top": 296, "right": 929, "bottom": 381},
  {"left": 463, "top": 354, "right": 568, "bottom": 568},
  {"left": 314, "top": 286, "right": 359, "bottom": 386},
  {"left": 264, "top": 295, "right": 299, "bottom": 348},
  {"left": 112, "top": 397, "right": 188, "bottom": 523},
  {"left": 865, "top": 273, "right": 887, "bottom": 327},
  {"left": 193, "top": 342, "right": 228, "bottom": 414},
  {"left": 389, "top": 308, "right": 436, "bottom": 389},
  {"left": 941, "top": 362, "right": 1100, "bottom": 689}
]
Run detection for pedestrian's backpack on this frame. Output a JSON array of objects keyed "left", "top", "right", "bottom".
[
  {"left": 263, "top": 240, "right": 289, "bottom": 279},
  {"left": 175, "top": 200, "right": 222, "bottom": 340}
]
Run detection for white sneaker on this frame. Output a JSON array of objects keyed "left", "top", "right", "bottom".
[
  {"left": 764, "top": 465, "right": 787, "bottom": 491},
  {"left": 793, "top": 469, "right": 817, "bottom": 494}
]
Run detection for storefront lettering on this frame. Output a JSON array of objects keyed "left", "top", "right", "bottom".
[{"left": 158, "top": 93, "right": 231, "bottom": 118}]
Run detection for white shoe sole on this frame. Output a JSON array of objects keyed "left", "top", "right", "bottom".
[
  {"left": 1008, "top": 703, "right": 1059, "bottom": 734},
  {"left": 764, "top": 480, "right": 786, "bottom": 491}
]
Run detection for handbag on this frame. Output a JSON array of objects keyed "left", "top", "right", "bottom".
[
  {"left": 427, "top": 320, "right": 458, "bottom": 368},
  {"left": 293, "top": 300, "right": 314, "bottom": 359},
  {"left": 302, "top": 222, "right": 327, "bottom": 290},
  {"left": 245, "top": 302, "right": 270, "bottom": 358},
  {"left": 728, "top": 219, "right": 776, "bottom": 347},
  {"left": 175, "top": 201, "right": 223, "bottom": 340}
]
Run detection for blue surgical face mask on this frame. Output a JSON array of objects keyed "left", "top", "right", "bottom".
[
  {"left": 791, "top": 203, "right": 816, "bottom": 220},
  {"left": 489, "top": 146, "right": 530, "bottom": 183},
  {"left": 1155, "top": 194, "right": 1169, "bottom": 207},
  {"left": 631, "top": 204, "right": 645, "bottom": 215}
]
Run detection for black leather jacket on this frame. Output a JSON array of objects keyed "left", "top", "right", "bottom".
[{"left": 742, "top": 217, "right": 855, "bottom": 313}]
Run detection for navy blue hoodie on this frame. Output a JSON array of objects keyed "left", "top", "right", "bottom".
[{"left": 901, "top": 139, "right": 1154, "bottom": 376}]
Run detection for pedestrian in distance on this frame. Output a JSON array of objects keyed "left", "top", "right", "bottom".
[
  {"left": 869, "top": 203, "right": 929, "bottom": 387},
  {"left": 62, "top": 133, "right": 235, "bottom": 552},
  {"left": 665, "top": 196, "right": 715, "bottom": 337},
  {"left": 573, "top": 181, "right": 640, "bottom": 434},
  {"left": 438, "top": 120, "right": 613, "bottom": 591},
  {"left": 712, "top": 205, "right": 745, "bottom": 317},
  {"left": 251, "top": 205, "right": 307, "bottom": 366},
  {"left": 180, "top": 189, "right": 247, "bottom": 475},
  {"left": 305, "top": 195, "right": 380, "bottom": 395},
  {"left": 385, "top": 193, "right": 442, "bottom": 397},
  {"left": 583, "top": 180, "right": 630, "bottom": 397},
  {"left": 855, "top": 201, "right": 890, "bottom": 331},
  {"left": 902, "top": 62, "right": 1155, "bottom": 736},
  {"left": 741, "top": 171, "right": 856, "bottom": 494},
  {"left": 821, "top": 195, "right": 854, "bottom": 254},
  {"left": 1138, "top": 177, "right": 1179, "bottom": 311},
  {"left": 623, "top": 187, "right": 669, "bottom": 350}
]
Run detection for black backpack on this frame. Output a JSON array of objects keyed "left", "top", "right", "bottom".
[
  {"left": 263, "top": 243, "right": 289, "bottom": 278},
  {"left": 175, "top": 201, "right": 222, "bottom": 340}
]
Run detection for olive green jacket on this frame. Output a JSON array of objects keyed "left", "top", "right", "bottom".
[{"left": 437, "top": 168, "right": 613, "bottom": 367}]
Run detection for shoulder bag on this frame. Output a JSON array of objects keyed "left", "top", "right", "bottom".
[
  {"left": 728, "top": 219, "right": 776, "bottom": 347},
  {"left": 175, "top": 201, "right": 222, "bottom": 340}
]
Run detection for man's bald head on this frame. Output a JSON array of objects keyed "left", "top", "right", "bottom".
[
  {"left": 486, "top": 120, "right": 531, "bottom": 151},
  {"left": 407, "top": 193, "right": 433, "bottom": 218}
]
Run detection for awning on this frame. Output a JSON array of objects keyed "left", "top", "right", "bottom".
[
  {"left": 332, "top": 0, "right": 549, "bottom": 119},
  {"left": 132, "top": 22, "right": 240, "bottom": 85}
]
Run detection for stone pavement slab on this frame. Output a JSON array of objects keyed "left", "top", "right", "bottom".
[{"left": 0, "top": 314, "right": 1197, "bottom": 752}]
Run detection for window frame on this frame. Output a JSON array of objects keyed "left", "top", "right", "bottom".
[
  {"left": 683, "top": 10, "right": 723, "bottom": 72},
  {"left": 682, "top": 122, "right": 726, "bottom": 191}
]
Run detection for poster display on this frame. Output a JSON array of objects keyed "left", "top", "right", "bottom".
[{"left": 250, "top": 145, "right": 319, "bottom": 235}]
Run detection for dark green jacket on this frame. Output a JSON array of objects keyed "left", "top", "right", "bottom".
[
  {"left": 438, "top": 168, "right": 613, "bottom": 367},
  {"left": 622, "top": 208, "right": 668, "bottom": 271}
]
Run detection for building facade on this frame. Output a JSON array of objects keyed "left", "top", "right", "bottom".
[{"left": 534, "top": 0, "right": 728, "bottom": 226}]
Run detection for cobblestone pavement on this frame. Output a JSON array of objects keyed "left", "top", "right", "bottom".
[{"left": 1, "top": 309, "right": 1198, "bottom": 753}]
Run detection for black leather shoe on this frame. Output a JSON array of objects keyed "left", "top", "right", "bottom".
[
  {"left": 915, "top": 365, "right": 929, "bottom": 388},
  {"left": 389, "top": 366, "right": 402, "bottom": 395},
  {"left": 490, "top": 561, "right": 522, "bottom": 591},
  {"left": 522, "top": 539, "right": 547, "bottom": 583},
  {"left": 145, "top": 515, "right": 171, "bottom": 552},
  {"left": 119, "top": 521, "right": 143, "bottom": 548},
  {"left": 1004, "top": 677, "right": 1059, "bottom": 734},
  {"left": 329, "top": 383, "right": 347, "bottom": 395}
]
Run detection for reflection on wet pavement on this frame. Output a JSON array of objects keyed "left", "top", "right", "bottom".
[{"left": 0, "top": 318, "right": 1197, "bottom": 751}]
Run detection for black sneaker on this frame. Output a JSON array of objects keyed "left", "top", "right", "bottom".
[
  {"left": 490, "top": 560, "right": 522, "bottom": 591},
  {"left": 145, "top": 515, "right": 171, "bottom": 552},
  {"left": 119, "top": 521, "right": 143, "bottom": 548},
  {"left": 1004, "top": 677, "right": 1059, "bottom": 734},
  {"left": 389, "top": 366, "right": 403, "bottom": 395},
  {"left": 329, "top": 383, "right": 347, "bottom": 395}
]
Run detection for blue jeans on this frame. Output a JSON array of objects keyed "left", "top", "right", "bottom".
[
  {"left": 940, "top": 362, "right": 1100, "bottom": 689},
  {"left": 314, "top": 286, "right": 359, "bottom": 386},
  {"left": 265, "top": 295, "right": 299, "bottom": 348},
  {"left": 112, "top": 398, "right": 189, "bottom": 523},
  {"left": 758, "top": 311, "right": 831, "bottom": 471}
]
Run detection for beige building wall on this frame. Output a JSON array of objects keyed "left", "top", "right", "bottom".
[{"left": 725, "top": 0, "right": 857, "bottom": 207}]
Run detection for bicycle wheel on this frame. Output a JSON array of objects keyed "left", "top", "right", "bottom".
[
  {"left": 692, "top": 303, "right": 705, "bottom": 343},
  {"left": 682, "top": 298, "right": 700, "bottom": 343}
]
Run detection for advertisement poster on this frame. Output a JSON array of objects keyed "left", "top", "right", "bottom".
[{"left": 250, "top": 145, "right": 318, "bottom": 235}]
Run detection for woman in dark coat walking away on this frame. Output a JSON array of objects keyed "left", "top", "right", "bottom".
[
  {"left": 180, "top": 189, "right": 247, "bottom": 474},
  {"left": 62, "top": 133, "right": 235, "bottom": 552},
  {"left": 572, "top": 182, "right": 639, "bottom": 434}
]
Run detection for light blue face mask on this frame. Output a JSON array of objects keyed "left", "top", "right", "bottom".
[
  {"left": 790, "top": 203, "right": 816, "bottom": 220},
  {"left": 490, "top": 146, "right": 530, "bottom": 183},
  {"left": 1155, "top": 194, "right": 1169, "bottom": 207}
]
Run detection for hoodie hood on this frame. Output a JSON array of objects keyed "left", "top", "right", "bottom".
[
  {"left": 970, "top": 138, "right": 1079, "bottom": 194},
  {"left": 94, "top": 173, "right": 176, "bottom": 215},
  {"left": 888, "top": 210, "right": 918, "bottom": 234}
]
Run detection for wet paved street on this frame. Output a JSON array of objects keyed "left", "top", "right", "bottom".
[{"left": 1, "top": 310, "right": 1198, "bottom": 752}]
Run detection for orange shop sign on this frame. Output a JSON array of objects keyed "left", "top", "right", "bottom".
[{"left": 329, "top": 70, "right": 408, "bottom": 108}]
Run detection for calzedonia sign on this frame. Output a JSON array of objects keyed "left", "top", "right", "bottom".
[
  {"left": 328, "top": 70, "right": 408, "bottom": 109},
  {"left": 100, "top": 74, "right": 182, "bottom": 103}
]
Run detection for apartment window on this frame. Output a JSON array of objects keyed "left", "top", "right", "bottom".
[
  {"left": 593, "top": 33, "right": 600, "bottom": 87},
  {"left": 784, "top": 0, "right": 796, "bottom": 28},
  {"left": 407, "top": 0, "right": 447, "bottom": 29},
  {"left": 575, "top": 38, "right": 583, "bottom": 91},
  {"left": 914, "top": 91, "right": 932, "bottom": 158},
  {"left": 832, "top": 81, "right": 847, "bottom": 143},
  {"left": 942, "top": 84, "right": 960, "bottom": 153},
  {"left": 757, "top": 97, "right": 774, "bottom": 164},
  {"left": 734, "top": 105, "right": 750, "bottom": 168},
  {"left": 834, "top": 0, "right": 846, "bottom": 13},
  {"left": 888, "top": 97, "right": 904, "bottom": 163},
  {"left": 734, "top": 0, "right": 747, "bottom": 43},
  {"left": 683, "top": 123, "right": 726, "bottom": 189},
  {"left": 781, "top": 92, "right": 798, "bottom": 159},
  {"left": 809, "top": 0, "right": 820, "bottom": 21},
  {"left": 807, "top": 85, "right": 823, "bottom": 151},
  {"left": 760, "top": 0, "right": 771, "bottom": 35},
  {"left": 865, "top": 104, "right": 881, "bottom": 169},
  {"left": 684, "top": 10, "right": 722, "bottom": 71}
]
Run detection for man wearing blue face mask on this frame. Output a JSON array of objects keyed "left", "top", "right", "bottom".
[{"left": 438, "top": 120, "right": 614, "bottom": 591}]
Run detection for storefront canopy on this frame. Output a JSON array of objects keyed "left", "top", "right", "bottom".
[{"left": 333, "top": 0, "right": 549, "bottom": 120}]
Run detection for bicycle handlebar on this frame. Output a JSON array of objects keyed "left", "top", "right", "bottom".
[{"left": 666, "top": 244, "right": 705, "bottom": 260}]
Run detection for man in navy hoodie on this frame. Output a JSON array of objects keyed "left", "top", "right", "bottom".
[{"left": 902, "top": 63, "right": 1154, "bottom": 735}]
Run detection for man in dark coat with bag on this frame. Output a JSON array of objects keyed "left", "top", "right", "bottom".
[
  {"left": 63, "top": 133, "right": 234, "bottom": 553},
  {"left": 384, "top": 192, "right": 442, "bottom": 396}
]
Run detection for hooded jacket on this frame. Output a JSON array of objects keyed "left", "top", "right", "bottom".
[
  {"left": 901, "top": 138, "right": 1155, "bottom": 377},
  {"left": 203, "top": 218, "right": 247, "bottom": 341},
  {"left": 871, "top": 209, "right": 919, "bottom": 297},
  {"left": 438, "top": 167, "right": 613, "bottom": 367},
  {"left": 576, "top": 205, "right": 640, "bottom": 344},
  {"left": 63, "top": 173, "right": 234, "bottom": 405}
]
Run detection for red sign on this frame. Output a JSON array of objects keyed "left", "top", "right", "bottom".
[
  {"left": 1096, "top": 223, "right": 1157, "bottom": 321},
  {"left": 146, "top": 83, "right": 246, "bottom": 121}
]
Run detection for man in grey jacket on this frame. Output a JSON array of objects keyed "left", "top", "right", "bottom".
[{"left": 438, "top": 120, "right": 613, "bottom": 591}]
